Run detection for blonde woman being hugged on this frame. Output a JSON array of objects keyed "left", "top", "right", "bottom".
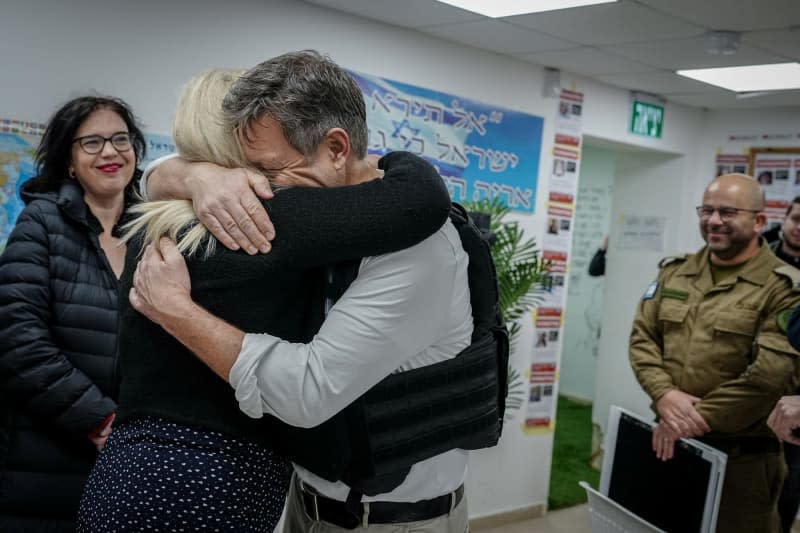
[{"left": 76, "top": 69, "right": 451, "bottom": 532}]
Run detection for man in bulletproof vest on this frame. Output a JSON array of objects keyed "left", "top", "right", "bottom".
[
  {"left": 130, "top": 50, "right": 507, "bottom": 532},
  {"left": 630, "top": 173, "right": 800, "bottom": 533}
]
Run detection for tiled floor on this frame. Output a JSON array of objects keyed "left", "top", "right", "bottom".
[{"left": 473, "top": 504, "right": 592, "bottom": 533}]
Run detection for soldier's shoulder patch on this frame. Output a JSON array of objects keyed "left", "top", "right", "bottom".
[
  {"left": 643, "top": 280, "right": 659, "bottom": 300},
  {"left": 775, "top": 264, "right": 800, "bottom": 292},
  {"left": 777, "top": 308, "right": 795, "bottom": 333},
  {"left": 658, "top": 254, "right": 689, "bottom": 269}
]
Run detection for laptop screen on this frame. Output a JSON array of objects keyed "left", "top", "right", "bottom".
[{"left": 607, "top": 411, "right": 712, "bottom": 533}]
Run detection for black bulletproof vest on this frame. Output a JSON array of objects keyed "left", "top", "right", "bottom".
[{"left": 282, "top": 203, "right": 509, "bottom": 499}]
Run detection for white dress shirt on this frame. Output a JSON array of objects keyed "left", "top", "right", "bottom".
[
  {"left": 139, "top": 153, "right": 179, "bottom": 200},
  {"left": 230, "top": 220, "right": 473, "bottom": 502}
]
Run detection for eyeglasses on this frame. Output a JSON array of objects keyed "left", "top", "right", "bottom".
[
  {"left": 73, "top": 132, "right": 132, "bottom": 155},
  {"left": 695, "top": 205, "right": 763, "bottom": 221}
]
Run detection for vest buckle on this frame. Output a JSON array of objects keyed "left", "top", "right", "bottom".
[
  {"left": 312, "top": 493, "right": 320, "bottom": 521},
  {"left": 300, "top": 481, "right": 321, "bottom": 521}
]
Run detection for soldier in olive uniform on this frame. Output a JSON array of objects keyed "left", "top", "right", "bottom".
[
  {"left": 763, "top": 197, "right": 800, "bottom": 533},
  {"left": 630, "top": 173, "right": 800, "bottom": 533}
]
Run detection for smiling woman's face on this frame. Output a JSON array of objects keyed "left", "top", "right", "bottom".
[{"left": 69, "top": 107, "right": 135, "bottom": 202}]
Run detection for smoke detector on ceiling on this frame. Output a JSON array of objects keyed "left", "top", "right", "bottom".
[{"left": 705, "top": 31, "right": 740, "bottom": 55}]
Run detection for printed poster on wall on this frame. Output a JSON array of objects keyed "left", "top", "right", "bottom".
[
  {"left": 526, "top": 363, "right": 557, "bottom": 428},
  {"left": 0, "top": 117, "right": 173, "bottom": 252},
  {"left": 556, "top": 90, "right": 584, "bottom": 137},
  {"left": 349, "top": 70, "right": 544, "bottom": 213},
  {"left": 618, "top": 215, "right": 666, "bottom": 252},
  {"left": 549, "top": 146, "right": 580, "bottom": 195},
  {"left": 523, "top": 89, "right": 584, "bottom": 434},
  {"left": 752, "top": 151, "right": 800, "bottom": 227},
  {"left": 714, "top": 154, "right": 749, "bottom": 178},
  {"left": 543, "top": 191, "right": 575, "bottom": 251},
  {"left": 143, "top": 134, "right": 177, "bottom": 168},
  {"left": 525, "top": 307, "right": 562, "bottom": 431},
  {"left": 541, "top": 251, "right": 567, "bottom": 307}
]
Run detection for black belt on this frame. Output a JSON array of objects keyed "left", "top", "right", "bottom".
[
  {"left": 300, "top": 483, "right": 464, "bottom": 529},
  {"left": 699, "top": 437, "right": 781, "bottom": 458}
]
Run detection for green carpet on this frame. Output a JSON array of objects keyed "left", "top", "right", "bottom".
[{"left": 548, "top": 395, "right": 601, "bottom": 510}]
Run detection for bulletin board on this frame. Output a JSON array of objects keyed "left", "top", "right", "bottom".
[{"left": 749, "top": 147, "right": 800, "bottom": 226}]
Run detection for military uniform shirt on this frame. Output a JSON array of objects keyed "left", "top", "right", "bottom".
[{"left": 630, "top": 241, "right": 800, "bottom": 437}]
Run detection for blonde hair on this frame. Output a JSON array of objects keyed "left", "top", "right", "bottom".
[{"left": 121, "top": 68, "right": 248, "bottom": 258}]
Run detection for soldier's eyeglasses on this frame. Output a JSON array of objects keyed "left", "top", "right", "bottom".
[
  {"left": 73, "top": 132, "right": 132, "bottom": 155},
  {"left": 695, "top": 205, "right": 762, "bottom": 221}
]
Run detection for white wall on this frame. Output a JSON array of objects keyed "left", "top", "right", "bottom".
[
  {"left": 592, "top": 150, "right": 690, "bottom": 433},
  {"left": 559, "top": 145, "right": 615, "bottom": 401},
  {"left": 1, "top": 0, "right": 726, "bottom": 518},
  {"left": 563, "top": 73, "right": 706, "bottom": 158}
]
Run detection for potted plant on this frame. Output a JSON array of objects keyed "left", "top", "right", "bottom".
[{"left": 463, "top": 197, "right": 550, "bottom": 421}]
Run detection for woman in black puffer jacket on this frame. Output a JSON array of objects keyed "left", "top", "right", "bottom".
[{"left": 0, "top": 96, "right": 145, "bottom": 532}]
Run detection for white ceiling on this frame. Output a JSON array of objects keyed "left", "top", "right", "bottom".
[{"left": 303, "top": 0, "right": 800, "bottom": 110}]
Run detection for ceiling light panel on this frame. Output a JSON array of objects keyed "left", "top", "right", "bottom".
[
  {"left": 676, "top": 63, "right": 800, "bottom": 92},
  {"left": 435, "top": 0, "right": 618, "bottom": 18}
]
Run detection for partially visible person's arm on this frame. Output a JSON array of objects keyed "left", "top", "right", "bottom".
[
  {"left": 588, "top": 235, "right": 608, "bottom": 276},
  {"left": 0, "top": 204, "right": 116, "bottom": 440},
  {"left": 588, "top": 249, "right": 606, "bottom": 276},
  {"left": 629, "top": 271, "right": 678, "bottom": 402},
  {"left": 129, "top": 237, "right": 245, "bottom": 379},
  {"left": 787, "top": 305, "right": 800, "bottom": 352},
  {"left": 652, "top": 421, "right": 679, "bottom": 461},
  {"left": 768, "top": 396, "right": 800, "bottom": 445},
  {"left": 263, "top": 151, "right": 452, "bottom": 265},
  {"left": 130, "top": 152, "right": 454, "bottom": 378},
  {"left": 693, "top": 288, "right": 800, "bottom": 433},
  {"left": 629, "top": 268, "right": 708, "bottom": 438},
  {"left": 145, "top": 155, "right": 275, "bottom": 254},
  {"left": 139, "top": 153, "right": 178, "bottom": 200},
  {"left": 131, "top": 227, "right": 463, "bottom": 428},
  {"left": 231, "top": 227, "right": 464, "bottom": 426}
]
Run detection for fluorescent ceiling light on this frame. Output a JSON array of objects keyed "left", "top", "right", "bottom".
[
  {"left": 434, "top": 0, "right": 617, "bottom": 18},
  {"left": 676, "top": 63, "right": 800, "bottom": 92}
]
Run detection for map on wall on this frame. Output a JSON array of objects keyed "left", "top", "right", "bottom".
[
  {"left": 0, "top": 120, "right": 43, "bottom": 253},
  {"left": 0, "top": 117, "right": 174, "bottom": 253},
  {"left": 349, "top": 70, "right": 544, "bottom": 213}
]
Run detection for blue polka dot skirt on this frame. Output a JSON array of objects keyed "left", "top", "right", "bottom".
[{"left": 77, "top": 416, "right": 290, "bottom": 532}]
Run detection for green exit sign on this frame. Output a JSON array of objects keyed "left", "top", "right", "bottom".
[{"left": 630, "top": 100, "right": 664, "bottom": 138}]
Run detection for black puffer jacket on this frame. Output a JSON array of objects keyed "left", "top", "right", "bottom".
[{"left": 0, "top": 179, "right": 120, "bottom": 531}]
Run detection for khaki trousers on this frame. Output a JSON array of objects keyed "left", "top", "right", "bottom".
[{"left": 716, "top": 451, "right": 786, "bottom": 533}]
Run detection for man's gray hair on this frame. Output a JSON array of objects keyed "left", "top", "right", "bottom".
[{"left": 222, "top": 50, "right": 368, "bottom": 159}]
